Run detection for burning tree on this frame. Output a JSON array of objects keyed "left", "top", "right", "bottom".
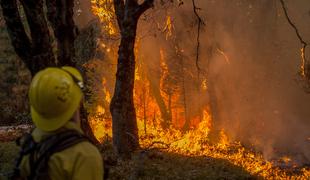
[{"left": 90, "top": 0, "right": 210, "bottom": 146}]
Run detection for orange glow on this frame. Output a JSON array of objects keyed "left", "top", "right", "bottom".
[
  {"left": 217, "top": 48, "right": 230, "bottom": 64},
  {"left": 281, "top": 156, "right": 292, "bottom": 164}
]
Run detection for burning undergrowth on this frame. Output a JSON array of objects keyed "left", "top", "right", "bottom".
[{"left": 91, "top": 108, "right": 310, "bottom": 179}]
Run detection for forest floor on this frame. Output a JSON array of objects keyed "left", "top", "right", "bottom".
[
  {"left": 0, "top": 141, "right": 257, "bottom": 180},
  {"left": 1, "top": 132, "right": 310, "bottom": 179}
]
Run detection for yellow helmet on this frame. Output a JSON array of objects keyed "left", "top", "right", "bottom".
[{"left": 29, "top": 66, "right": 84, "bottom": 131}]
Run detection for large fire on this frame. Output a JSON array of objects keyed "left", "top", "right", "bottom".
[{"left": 88, "top": 1, "right": 310, "bottom": 179}]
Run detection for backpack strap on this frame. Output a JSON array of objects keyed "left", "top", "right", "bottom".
[
  {"left": 28, "top": 130, "right": 89, "bottom": 180},
  {"left": 9, "top": 133, "right": 37, "bottom": 180}
]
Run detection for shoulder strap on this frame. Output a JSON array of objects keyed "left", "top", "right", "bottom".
[
  {"left": 28, "top": 130, "right": 89, "bottom": 180},
  {"left": 9, "top": 133, "right": 37, "bottom": 180}
]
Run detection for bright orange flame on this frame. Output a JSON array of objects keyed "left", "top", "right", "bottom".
[
  {"left": 300, "top": 47, "right": 306, "bottom": 77},
  {"left": 165, "top": 15, "right": 173, "bottom": 39},
  {"left": 201, "top": 79, "right": 207, "bottom": 91},
  {"left": 91, "top": 0, "right": 117, "bottom": 35}
]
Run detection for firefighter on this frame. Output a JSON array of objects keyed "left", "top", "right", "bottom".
[{"left": 12, "top": 67, "right": 103, "bottom": 180}]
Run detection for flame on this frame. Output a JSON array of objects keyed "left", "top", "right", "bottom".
[
  {"left": 91, "top": 104, "right": 309, "bottom": 179},
  {"left": 96, "top": 105, "right": 105, "bottom": 114},
  {"left": 300, "top": 47, "right": 306, "bottom": 77},
  {"left": 218, "top": 129, "right": 229, "bottom": 149},
  {"left": 201, "top": 79, "right": 208, "bottom": 91},
  {"left": 165, "top": 15, "right": 173, "bottom": 39},
  {"left": 91, "top": 0, "right": 117, "bottom": 35},
  {"left": 281, "top": 156, "right": 292, "bottom": 164}
]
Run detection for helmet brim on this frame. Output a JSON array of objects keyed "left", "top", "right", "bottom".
[{"left": 31, "top": 86, "right": 83, "bottom": 132}]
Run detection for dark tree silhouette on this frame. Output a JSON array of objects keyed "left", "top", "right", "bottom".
[
  {"left": 0, "top": 0, "right": 55, "bottom": 76},
  {"left": 110, "top": 0, "right": 154, "bottom": 157},
  {"left": 0, "top": 0, "right": 98, "bottom": 144}
]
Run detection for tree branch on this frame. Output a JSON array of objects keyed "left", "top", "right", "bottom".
[
  {"left": 192, "top": 0, "right": 205, "bottom": 78},
  {"left": 279, "top": 0, "right": 308, "bottom": 78},
  {"left": 136, "top": 0, "right": 154, "bottom": 18},
  {"left": 125, "top": 0, "right": 138, "bottom": 8},
  {"left": 114, "top": 0, "right": 125, "bottom": 30}
]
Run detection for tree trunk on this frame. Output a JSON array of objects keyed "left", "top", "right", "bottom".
[
  {"left": 110, "top": 22, "right": 139, "bottom": 156},
  {"left": 111, "top": 0, "right": 154, "bottom": 157},
  {"left": 180, "top": 53, "right": 189, "bottom": 132},
  {"left": 1, "top": 0, "right": 56, "bottom": 75},
  {"left": 80, "top": 103, "right": 100, "bottom": 145},
  {"left": 146, "top": 69, "right": 172, "bottom": 129},
  {"left": 46, "top": 0, "right": 77, "bottom": 66},
  {"left": 207, "top": 75, "right": 221, "bottom": 143}
]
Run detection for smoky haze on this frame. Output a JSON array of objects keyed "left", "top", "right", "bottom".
[
  {"left": 192, "top": 0, "right": 310, "bottom": 164},
  {"left": 75, "top": 0, "right": 310, "bottom": 164}
]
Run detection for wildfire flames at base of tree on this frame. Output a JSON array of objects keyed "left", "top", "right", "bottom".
[{"left": 89, "top": 108, "right": 310, "bottom": 179}]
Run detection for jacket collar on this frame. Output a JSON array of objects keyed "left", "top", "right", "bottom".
[{"left": 32, "top": 121, "right": 84, "bottom": 142}]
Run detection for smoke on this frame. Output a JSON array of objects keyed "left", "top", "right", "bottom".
[
  {"left": 74, "top": 0, "right": 96, "bottom": 28},
  {"left": 194, "top": 0, "right": 310, "bottom": 163}
]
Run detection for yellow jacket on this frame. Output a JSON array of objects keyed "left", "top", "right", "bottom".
[{"left": 20, "top": 122, "right": 103, "bottom": 180}]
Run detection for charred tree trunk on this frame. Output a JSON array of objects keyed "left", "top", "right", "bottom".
[
  {"left": 207, "top": 75, "right": 221, "bottom": 143},
  {"left": 111, "top": 0, "right": 154, "bottom": 157}
]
